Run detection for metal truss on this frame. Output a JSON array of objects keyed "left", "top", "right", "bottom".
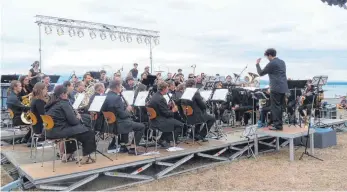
[{"left": 35, "top": 15, "right": 160, "bottom": 44}]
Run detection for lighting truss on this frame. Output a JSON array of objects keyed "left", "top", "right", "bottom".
[{"left": 35, "top": 15, "right": 160, "bottom": 45}]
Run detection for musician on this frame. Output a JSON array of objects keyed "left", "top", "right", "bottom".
[
  {"left": 129, "top": 63, "right": 139, "bottom": 79},
  {"left": 19, "top": 76, "right": 32, "bottom": 98},
  {"left": 167, "top": 80, "right": 176, "bottom": 95},
  {"left": 148, "top": 81, "right": 184, "bottom": 148},
  {"left": 144, "top": 66, "right": 150, "bottom": 76},
  {"left": 99, "top": 70, "right": 109, "bottom": 88},
  {"left": 299, "top": 84, "right": 315, "bottom": 118},
  {"left": 102, "top": 79, "right": 144, "bottom": 155},
  {"left": 28, "top": 61, "right": 41, "bottom": 87},
  {"left": 184, "top": 79, "right": 216, "bottom": 141},
  {"left": 30, "top": 83, "right": 47, "bottom": 136},
  {"left": 70, "top": 74, "right": 79, "bottom": 85},
  {"left": 70, "top": 81, "right": 85, "bottom": 104},
  {"left": 175, "top": 84, "right": 185, "bottom": 100},
  {"left": 256, "top": 48, "right": 288, "bottom": 130},
  {"left": 46, "top": 85, "right": 96, "bottom": 164},
  {"left": 140, "top": 72, "right": 148, "bottom": 83},
  {"left": 63, "top": 81, "right": 75, "bottom": 104},
  {"left": 232, "top": 88, "right": 252, "bottom": 126},
  {"left": 79, "top": 73, "right": 95, "bottom": 112},
  {"left": 259, "top": 88, "right": 272, "bottom": 125},
  {"left": 133, "top": 83, "right": 149, "bottom": 122},
  {"left": 195, "top": 75, "right": 203, "bottom": 89},
  {"left": 123, "top": 76, "right": 135, "bottom": 90},
  {"left": 165, "top": 72, "right": 173, "bottom": 81},
  {"left": 113, "top": 72, "right": 121, "bottom": 80},
  {"left": 177, "top": 69, "right": 184, "bottom": 77},
  {"left": 174, "top": 75, "right": 182, "bottom": 86}
]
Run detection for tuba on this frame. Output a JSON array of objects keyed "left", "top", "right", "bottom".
[{"left": 76, "top": 81, "right": 95, "bottom": 110}]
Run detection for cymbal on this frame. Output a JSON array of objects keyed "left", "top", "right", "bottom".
[{"left": 248, "top": 72, "right": 259, "bottom": 78}]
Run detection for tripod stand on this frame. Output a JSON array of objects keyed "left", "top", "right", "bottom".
[{"left": 299, "top": 76, "right": 327, "bottom": 161}]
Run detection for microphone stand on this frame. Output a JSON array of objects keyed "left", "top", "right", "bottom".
[{"left": 234, "top": 64, "right": 248, "bottom": 83}]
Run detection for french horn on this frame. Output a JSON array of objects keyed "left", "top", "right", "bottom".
[{"left": 21, "top": 93, "right": 33, "bottom": 124}]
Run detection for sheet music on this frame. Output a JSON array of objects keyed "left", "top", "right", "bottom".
[
  {"left": 163, "top": 93, "right": 172, "bottom": 104},
  {"left": 181, "top": 88, "right": 198, "bottom": 101},
  {"left": 312, "top": 75, "right": 328, "bottom": 86},
  {"left": 122, "top": 91, "right": 135, "bottom": 105},
  {"left": 72, "top": 93, "right": 85, "bottom": 109},
  {"left": 134, "top": 91, "right": 149, "bottom": 106},
  {"left": 200, "top": 90, "right": 212, "bottom": 101},
  {"left": 212, "top": 89, "right": 228, "bottom": 101},
  {"left": 88, "top": 96, "right": 107, "bottom": 112},
  {"left": 243, "top": 87, "right": 257, "bottom": 91},
  {"left": 254, "top": 91, "right": 268, "bottom": 99}
]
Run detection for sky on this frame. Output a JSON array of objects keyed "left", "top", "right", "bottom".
[{"left": 1, "top": 0, "right": 347, "bottom": 81}]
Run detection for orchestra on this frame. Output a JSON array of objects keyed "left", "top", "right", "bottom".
[{"left": 4, "top": 60, "right": 328, "bottom": 165}]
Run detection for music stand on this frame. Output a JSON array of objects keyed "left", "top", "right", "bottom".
[
  {"left": 311, "top": 76, "right": 328, "bottom": 128},
  {"left": 142, "top": 75, "right": 156, "bottom": 88},
  {"left": 48, "top": 75, "right": 60, "bottom": 84},
  {"left": 241, "top": 125, "right": 257, "bottom": 159},
  {"left": 88, "top": 96, "right": 113, "bottom": 161},
  {"left": 210, "top": 89, "right": 228, "bottom": 139},
  {"left": 254, "top": 91, "right": 268, "bottom": 126},
  {"left": 287, "top": 80, "right": 306, "bottom": 127},
  {"left": 72, "top": 93, "right": 85, "bottom": 110},
  {"left": 1, "top": 75, "right": 20, "bottom": 83},
  {"left": 299, "top": 76, "right": 327, "bottom": 161},
  {"left": 89, "top": 71, "right": 101, "bottom": 80}
]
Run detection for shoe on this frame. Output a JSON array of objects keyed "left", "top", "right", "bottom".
[
  {"left": 119, "top": 145, "right": 129, "bottom": 153},
  {"left": 158, "top": 140, "right": 170, "bottom": 149},
  {"left": 107, "top": 145, "right": 118, "bottom": 154},
  {"left": 269, "top": 127, "right": 283, "bottom": 131},
  {"left": 128, "top": 148, "right": 144, "bottom": 155}
]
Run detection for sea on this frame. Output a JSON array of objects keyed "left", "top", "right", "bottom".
[{"left": 56, "top": 74, "right": 347, "bottom": 99}]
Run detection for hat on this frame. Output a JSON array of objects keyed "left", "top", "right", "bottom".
[
  {"left": 53, "top": 85, "right": 67, "bottom": 96},
  {"left": 134, "top": 63, "right": 138, "bottom": 66}
]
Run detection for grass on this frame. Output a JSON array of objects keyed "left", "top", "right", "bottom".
[{"left": 127, "top": 133, "right": 347, "bottom": 191}]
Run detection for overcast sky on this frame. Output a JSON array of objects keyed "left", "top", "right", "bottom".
[{"left": 1, "top": 0, "right": 347, "bottom": 80}]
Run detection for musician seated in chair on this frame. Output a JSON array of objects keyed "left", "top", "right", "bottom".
[
  {"left": 46, "top": 85, "right": 96, "bottom": 164},
  {"left": 260, "top": 88, "right": 272, "bottom": 125},
  {"left": 123, "top": 76, "right": 135, "bottom": 90},
  {"left": 30, "top": 83, "right": 48, "bottom": 142},
  {"left": 231, "top": 88, "right": 253, "bottom": 126},
  {"left": 299, "top": 84, "right": 315, "bottom": 119},
  {"left": 148, "top": 81, "right": 184, "bottom": 148},
  {"left": 102, "top": 79, "right": 145, "bottom": 155},
  {"left": 184, "top": 79, "right": 216, "bottom": 141},
  {"left": 6, "top": 80, "right": 31, "bottom": 143}
]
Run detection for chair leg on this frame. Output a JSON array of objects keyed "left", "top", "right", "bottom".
[
  {"left": 155, "top": 130, "right": 158, "bottom": 152},
  {"left": 53, "top": 143, "right": 56, "bottom": 172},
  {"left": 74, "top": 140, "right": 81, "bottom": 167},
  {"left": 133, "top": 132, "right": 137, "bottom": 156},
  {"left": 12, "top": 127, "right": 15, "bottom": 150},
  {"left": 30, "top": 134, "right": 34, "bottom": 158},
  {"left": 115, "top": 135, "right": 118, "bottom": 160},
  {"left": 192, "top": 126, "right": 195, "bottom": 144},
  {"left": 172, "top": 131, "right": 176, "bottom": 147},
  {"left": 41, "top": 140, "right": 46, "bottom": 167}
]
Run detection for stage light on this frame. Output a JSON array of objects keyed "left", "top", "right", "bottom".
[
  {"left": 68, "top": 28, "right": 76, "bottom": 37},
  {"left": 89, "top": 30, "right": 96, "bottom": 39},
  {"left": 57, "top": 27, "right": 64, "bottom": 36},
  {"left": 154, "top": 38, "right": 160, "bottom": 45},
  {"left": 136, "top": 36, "right": 143, "bottom": 44},
  {"left": 119, "top": 34, "right": 125, "bottom": 42},
  {"left": 44, "top": 25, "right": 52, "bottom": 34},
  {"left": 145, "top": 37, "right": 151, "bottom": 45},
  {"left": 100, "top": 32, "right": 107, "bottom": 40},
  {"left": 77, "top": 30, "right": 84, "bottom": 38},
  {"left": 126, "top": 35, "right": 132, "bottom": 43},
  {"left": 110, "top": 33, "right": 117, "bottom": 41}
]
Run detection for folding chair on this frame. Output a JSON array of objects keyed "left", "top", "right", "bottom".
[
  {"left": 181, "top": 105, "right": 207, "bottom": 144},
  {"left": 27, "top": 112, "right": 41, "bottom": 161},
  {"left": 40, "top": 115, "right": 80, "bottom": 172}
]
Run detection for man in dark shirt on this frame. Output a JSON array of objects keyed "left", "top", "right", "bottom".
[
  {"left": 129, "top": 63, "right": 139, "bottom": 79},
  {"left": 123, "top": 76, "right": 135, "bottom": 90},
  {"left": 256, "top": 48, "right": 288, "bottom": 130}
]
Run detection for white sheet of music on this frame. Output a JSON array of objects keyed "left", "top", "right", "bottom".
[
  {"left": 88, "top": 96, "right": 107, "bottom": 112},
  {"left": 181, "top": 88, "right": 198, "bottom": 101},
  {"left": 200, "top": 90, "right": 212, "bottom": 101},
  {"left": 134, "top": 91, "right": 149, "bottom": 107},
  {"left": 72, "top": 93, "right": 85, "bottom": 109},
  {"left": 212, "top": 89, "right": 228, "bottom": 101},
  {"left": 243, "top": 87, "right": 257, "bottom": 91},
  {"left": 105, "top": 88, "right": 110, "bottom": 94},
  {"left": 122, "top": 91, "right": 135, "bottom": 105},
  {"left": 163, "top": 93, "right": 172, "bottom": 104}
]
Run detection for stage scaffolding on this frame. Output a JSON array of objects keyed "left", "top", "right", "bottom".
[{"left": 35, "top": 15, "right": 160, "bottom": 73}]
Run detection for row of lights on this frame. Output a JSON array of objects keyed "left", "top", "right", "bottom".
[{"left": 44, "top": 25, "right": 160, "bottom": 45}]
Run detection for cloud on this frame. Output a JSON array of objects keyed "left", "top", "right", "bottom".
[{"left": 1, "top": 0, "right": 347, "bottom": 81}]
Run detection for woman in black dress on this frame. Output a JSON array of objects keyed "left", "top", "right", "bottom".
[
  {"left": 19, "top": 76, "right": 33, "bottom": 98},
  {"left": 28, "top": 61, "right": 41, "bottom": 87},
  {"left": 30, "top": 83, "right": 47, "bottom": 136}
]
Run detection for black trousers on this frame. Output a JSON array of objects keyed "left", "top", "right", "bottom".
[
  {"left": 195, "top": 114, "right": 215, "bottom": 138},
  {"left": 270, "top": 91, "right": 285, "bottom": 129},
  {"left": 287, "top": 100, "right": 296, "bottom": 116},
  {"left": 73, "top": 131, "right": 96, "bottom": 156},
  {"left": 110, "top": 122, "right": 145, "bottom": 147},
  {"left": 260, "top": 107, "right": 271, "bottom": 124},
  {"left": 299, "top": 104, "right": 312, "bottom": 117},
  {"left": 161, "top": 118, "right": 184, "bottom": 142}
]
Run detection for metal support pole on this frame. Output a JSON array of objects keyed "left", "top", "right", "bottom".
[
  {"left": 150, "top": 39, "right": 153, "bottom": 74},
  {"left": 38, "top": 24, "right": 42, "bottom": 72}
]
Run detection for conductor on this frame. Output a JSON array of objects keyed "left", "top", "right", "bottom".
[{"left": 256, "top": 48, "right": 288, "bottom": 131}]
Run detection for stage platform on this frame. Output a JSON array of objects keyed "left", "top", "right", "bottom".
[
  {"left": 255, "top": 125, "right": 315, "bottom": 161},
  {"left": 1, "top": 119, "right": 346, "bottom": 191}
]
